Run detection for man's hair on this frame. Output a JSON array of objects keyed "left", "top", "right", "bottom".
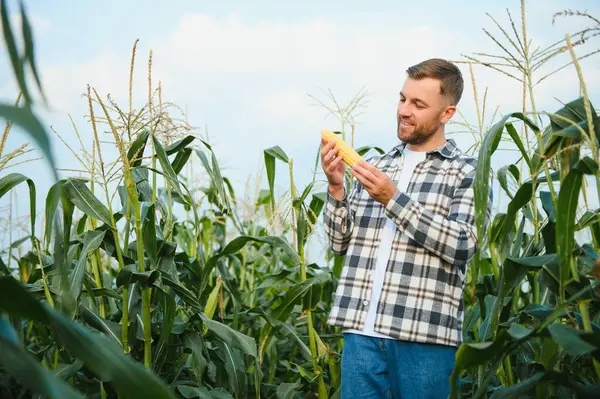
[{"left": 406, "top": 58, "right": 464, "bottom": 105}]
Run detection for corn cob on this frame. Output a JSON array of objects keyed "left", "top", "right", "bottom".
[{"left": 321, "top": 129, "right": 363, "bottom": 167}]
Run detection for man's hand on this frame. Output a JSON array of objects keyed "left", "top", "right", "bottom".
[
  {"left": 351, "top": 161, "right": 397, "bottom": 206},
  {"left": 320, "top": 137, "right": 346, "bottom": 199}
]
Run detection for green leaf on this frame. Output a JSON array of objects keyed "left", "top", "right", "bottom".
[
  {"left": 209, "top": 389, "right": 234, "bottom": 399},
  {"left": 160, "top": 273, "right": 202, "bottom": 311},
  {"left": 204, "top": 277, "right": 222, "bottom": 320},
  {"left": 449, "top": 330, "right": 511, "bottom": 398},
  {"left": 258, "top": 278, "right": 322, "bottom": 361},
  {"left": 44, "top": 181, "right": 64, "bottom": 248},
  {"left": 264, "top": 145, "right": 289, "bottom": 212},
  {"left": 215, "top": 339, "right": 246, "bottom": 396},
  {"left": 116, "top": 264, "right": 160, "bottom": 288},
  {"left": 547, "top": 323, "right": 598, "bottom": 357},
  {"left": 494, "top": 179, "right": 536, "bottom": 257},
  {"left": 79, "top": 304, "right": 121, "bottom": 346},
  {"left": 549, "top": 97, "right": 600, "bottom": 139},
  {"left": 497, "top": 164, "right": 519, "bottom": 200},
  {"left": 475, "top": 115, "right": 508, "bottom": 245},
  {"left": 81, "top": 287, "right": 121, "bottom": 300},
  {"left": 0, "top": 317, "right": 18, "bottom": 344},
  {"left": 200, "top": 313, "right": 257, "bottom": 358},
  {"left": 307, "top": 192, "right": 326, "bottom": 227},
  {"left": 69, "top": 229, "right": 106, "bottom": 301},
  {"left": 205, "top": 141, "right": 230, "bottom": 212},
  {"left": 556, "top": 157, "right": 598, "bottom": 291},
  {"left": 540, "top": 190, "right": 556, "bottom": 223},
  {"left": 142, "top": 203, "right": 158, "bottom": 266},
  {"left": 127, "top": 129, "right": 150, "bottom": 167},
  {"left": 504, "top": 122, "right": 532, "bottom": 171},
  {"left": 62, "top": 179, "right": 112, "bottom": 226},
  {"left": 0, "top": 276, "right": 176, "bottom": 399},
  {"left": 506, "top": 323, "right": 534, "bottom": 340},
  {"left": 153, "top": 290, "right": 176, "bottom": 373},
  {"left": 575, "top": 209, "right": 600, "bottom": 231},
  {"left": 298, "top": 182, "right": 316, "bottom": 205},
  {"left": 176, "top": 386, "right": 212, "bottom": 399},
  {"left": 356, "top": 145, "right": 386, "bottom": 156},
  {"left": 264, "top": 145, "right": 290, "bottom": 164},
  {"left": 249, "top": 307, "right": 312, "bottom": 362},
  {"left": 276, "top": 380, "right": 302, "bottom": 399},
  {"left": 53, "top": 361, "right": 84, "bottom": 381},
  {"left": 152, "top": 134, "right": 189, "bottom": 205},
  {"left": 1, "top": 0, "right": 29, "bottom": 103},
  {"left": 183, "top": 332, "right": 208, "bottom": 383},
  {"left": 166, "top": 135, "right": 196, "bottom": 155},
  {"left": 19, "top": 1, "right": 45, "bottom": 103},
  {"left": 502, "top": 254, "right": 554, "bottom": 292},
  {"left": 0, "top": 173, "right": 36, "bottom": 239},
  {"left": 272, "top": 278, "right": 320, "bottom": 320},
  {"left": 172, "top": 147, "right": 192, "bottom": 174},
  {"left": 0, "top": 276, "right": 50, "bottom": 322},
  {"left": 0, "top": 338, "right": 85, "bottom": 399},
  {"left": 207, "top": 235, "right": 300, "bottom": 272},
  {"left": 489, "top": 372, "right": 544, "bottom": 398}
]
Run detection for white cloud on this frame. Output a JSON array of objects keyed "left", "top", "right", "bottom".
[{"left": 4, "top": 8, "right": 600, "bottom": 211}]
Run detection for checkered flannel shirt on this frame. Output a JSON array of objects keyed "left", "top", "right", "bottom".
[{"left": 323, "top": 138, "right": 492, "bottom": 347}]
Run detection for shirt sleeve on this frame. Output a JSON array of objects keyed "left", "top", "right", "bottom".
[
  {"left": 383, "top": 167, "right": 493, "bottom": 268},
  {"left": 322, "top": 176, "right": 362, "bottom": 256}
]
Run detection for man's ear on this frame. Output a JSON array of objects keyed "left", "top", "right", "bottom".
[{"left": 440, "top": 105, "right": 456, "bottom": 124}]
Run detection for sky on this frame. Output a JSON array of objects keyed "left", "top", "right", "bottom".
[{"left": 1, "top": 0, "right": 600, "bottom": 263}]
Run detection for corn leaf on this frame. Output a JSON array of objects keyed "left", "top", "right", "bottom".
[
  {"left": 556, "top": 157, "right": 598, "bottom": 289},
  {"left": 0, "top": 173, "right": 36, "bottom": 239},
  {"left": 0, "top": 276, "right": 176, "bottom": 399},
  {"left": 69, "top": 229, "right": 106, "bottom": 302},
  {"left": 165, "top": 135, "right": 196, "bottom": 155},
  {"left": 127, "top": 129, "right": 150, "bottom": 167},
  {"left": 62, "top": 179, "right": 112, "bottom": 226},
  {"left": 201, "top": 313, "right": 257, "bottom": 358},
  {"left": 0, "top": 338, "right": 85, "bottom": 399},
  {"left": 152, "top": 134, "right": 189, "bottom": 205},
  {"left": 264, "top": 145, "right": 289, "bottom": 212}
]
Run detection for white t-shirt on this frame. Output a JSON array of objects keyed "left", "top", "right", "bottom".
[{"left": 345, "top": 145, "right": 426, "bottom": 339}]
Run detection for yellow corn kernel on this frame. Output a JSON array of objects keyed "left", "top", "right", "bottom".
[{"left": 321, "top": 129, "right": 363, "bottom": 167}]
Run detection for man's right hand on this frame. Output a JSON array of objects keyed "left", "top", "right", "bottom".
[{"left": 320, "top": 137, "right": 345, "bottom": 200}]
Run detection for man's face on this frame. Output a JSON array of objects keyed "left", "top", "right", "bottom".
[{"left": 396, "top": 77, "right": 455, "bottom": 145}]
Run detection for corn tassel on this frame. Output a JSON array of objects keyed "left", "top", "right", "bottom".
[{"left": 321, "top": 129, "right": 363, "bottom": 167}]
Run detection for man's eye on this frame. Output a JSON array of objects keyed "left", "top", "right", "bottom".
[{"left": 416, "top": 104, "right": 425, "bottom": 109}]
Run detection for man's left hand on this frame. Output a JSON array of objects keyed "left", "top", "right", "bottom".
[{"left": 351, "top": 161, "right": 398, "bottom": 206}]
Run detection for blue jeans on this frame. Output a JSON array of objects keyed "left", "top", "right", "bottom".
[{"left": 340, "top": 333, "right": 457, "bottom": 399}]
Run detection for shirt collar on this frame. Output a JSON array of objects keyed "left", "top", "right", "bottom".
[{"left": 392, "top": 138, "right": 459, "bottom": 159}]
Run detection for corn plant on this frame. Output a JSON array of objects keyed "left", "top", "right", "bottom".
[{"left": 446, "top": 2, "right": 600, "bottom": 397}]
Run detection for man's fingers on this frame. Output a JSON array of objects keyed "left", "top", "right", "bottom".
[
  {"left": 323, "top": 145, "right": 339, "bottom": 164},
  {"left": 352, "top": 163, "right": 378, "bottom": 185},
  {"left": 351, "top": 168, "right": 373, "bottom": 190},
  {"left": 321, "top": 139, "right": 336, "bottom": 156},
  {"left": 357, "top": 161, "right": 381, "bottom": 176},
  {"left": 330, "top": 153, "right": 344, "bottom": 168}
]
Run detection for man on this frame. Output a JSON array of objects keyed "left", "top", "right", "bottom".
[{"left": 320, "top": 58, "right": 493, "bottom": 398}]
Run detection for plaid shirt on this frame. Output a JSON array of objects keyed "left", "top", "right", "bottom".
[{"left": 323, "top": 138, "right": 492, "bottom": 347}]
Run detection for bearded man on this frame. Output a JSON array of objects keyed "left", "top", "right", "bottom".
[{"left": 320, "top": 58, "right": 493, "bottom": 398}]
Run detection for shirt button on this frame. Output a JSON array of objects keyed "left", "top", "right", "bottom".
[{"left": 363, "top": 300, "right": 369, "bottom": 306}]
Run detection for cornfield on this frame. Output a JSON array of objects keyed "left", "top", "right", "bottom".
[{"left": 1, "top": 0, "right": 600, "bottom": 398}]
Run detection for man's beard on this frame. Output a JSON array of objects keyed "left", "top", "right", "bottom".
[{"left": 396, "top": 117, "right": 440, "bottom": 145}]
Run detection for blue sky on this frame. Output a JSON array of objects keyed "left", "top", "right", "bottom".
[{"left": 1, "top": 0, "right": 599, "bottom": 261}]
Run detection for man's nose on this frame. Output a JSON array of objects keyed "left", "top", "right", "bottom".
[{"left": 398, "top": 102, "right": 411, "bottom": 117}]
